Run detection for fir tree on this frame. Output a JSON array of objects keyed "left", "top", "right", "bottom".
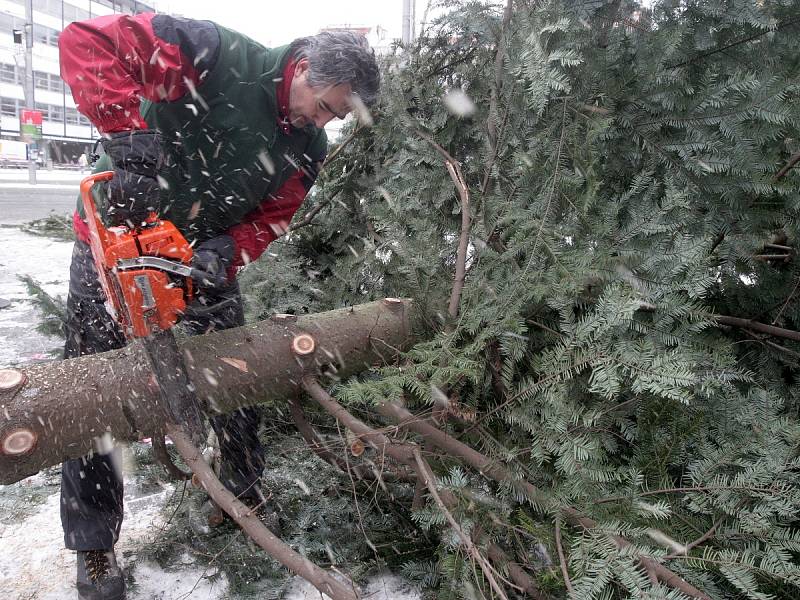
[{"left": 239, "top": 0, "right": 800, "bottom": 597}]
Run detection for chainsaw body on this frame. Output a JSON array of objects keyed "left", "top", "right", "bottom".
[{"left": 80, "top": 171, "right": 195, "bottom": 339}]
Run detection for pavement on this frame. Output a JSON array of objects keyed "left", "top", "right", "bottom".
[{"left": 0, "top": 166, "right": 86, "bottom": 183}]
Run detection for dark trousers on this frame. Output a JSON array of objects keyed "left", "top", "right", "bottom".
[{"left": 60, "top": 241, "right": 264, "bottom": 551}]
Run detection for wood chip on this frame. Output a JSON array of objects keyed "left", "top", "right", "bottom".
[{"left": 220, "top": 357, "right": 248, "bottom": 373}]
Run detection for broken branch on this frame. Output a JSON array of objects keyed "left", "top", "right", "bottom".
[
  {"left": 169, "top": 423, "right": 359, "bottom": 600},
  {"left": 413, "top": 448, "right": 510, "bottom": 600}
]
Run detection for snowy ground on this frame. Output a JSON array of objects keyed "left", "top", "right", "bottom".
[
  {"left": 0, "top": 471, "right": 231, "bottom": 599},
  {"left": 0, "top": 227, "right": 73, "bottom": 365},
  {"left": 0, "top": 197, "right": 420, "bottom": 599}
]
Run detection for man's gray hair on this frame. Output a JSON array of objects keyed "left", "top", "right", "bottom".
[{"left": 291, "top": 31, "right": 380, "bottom": 106}]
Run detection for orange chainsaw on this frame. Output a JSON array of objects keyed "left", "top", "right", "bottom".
[
  {"left": 80, "top": 171, "right": 207, "bottom": 444},
  {"left": 79, "top": 171, "right": 206, "bottom": 339}
]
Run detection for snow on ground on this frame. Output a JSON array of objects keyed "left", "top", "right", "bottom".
[
  {"left": 0, "top": 475, "right": 230, "bottom": 600},
  {"left": 285, "top": 574, "right": 420, "bottom": 600},
  {"left": 0, "top": 223, "right": 421, "bottom": 599},
  {"left": 0, "top": 227, "right": 73, "bottom": 365}
]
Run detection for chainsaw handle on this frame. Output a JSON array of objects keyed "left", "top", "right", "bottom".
[{"left": 79, "top": 170, "right": 114, "bottom": 216}]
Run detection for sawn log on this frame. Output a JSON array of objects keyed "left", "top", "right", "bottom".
[{"left": 0, "top": 298, "right": 417, "bottom": 484}]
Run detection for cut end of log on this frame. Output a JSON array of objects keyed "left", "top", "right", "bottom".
[
  {"left": 0, "top": 369, "right": 26, "bottom": 392},
  {"left": 292, "top": 334, "right": 316, "bottom": 355},
  {"left": 350, "top": 439, "right": 365, "bottom": 457},
  {"left": 1, "top": 428, "right": 37, "bottom": 456},
  {"left": 383, "top": 297, "right": 404, "bottom": 310}
]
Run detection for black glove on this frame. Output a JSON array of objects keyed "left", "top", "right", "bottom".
[
  {"left": 100, "top": 130, "right": 163, "bottom": 227},
  {"left": 192, "top": 235, "right": 235, "bottom": 290}
]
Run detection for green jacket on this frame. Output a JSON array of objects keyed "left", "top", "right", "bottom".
[{"left": 74, "top": 20, "right": 327, "bottom": 245}]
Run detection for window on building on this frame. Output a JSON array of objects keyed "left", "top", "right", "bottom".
[
  {"left": 0, "top": 64, "right": 18, "bottom": 84},
  {"left": 33, "top": 24, "right": 59, "bottom": 48},
  {"left": 65, "top": 107, "right": 81, "bottom": 125},
  {"left": 0, "top": 13, "right": 25, "bottom": 41},
  {"left": 34, "top": 71, "right": 48, "bottom": 89},
  {"left": 63, "top": 4, "right": 91, "bottom": 22},
  {"left": 31, "top": 0, "right": 89, "bottom": 21},
  {"left": 1, "top": 97, "right": 20, "bottom": 117},
  {"left": 32, "top": 101, "right": 67, "bottom": 122},
  {"left": 32, "top": 0, "right": 49, "bottom": 14},
  {"left": 32, "top": 70, "right": 64, "bottom": 93},
  {"left": 34, "top": 101, "right": 48, "bottom": 119},
  {"left": 49, "top": 104, "right": 63, "bottom": 121}
]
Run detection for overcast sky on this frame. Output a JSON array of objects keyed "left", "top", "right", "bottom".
[{"left": 149, "top": 0, "right": 419, "bottom": 48}]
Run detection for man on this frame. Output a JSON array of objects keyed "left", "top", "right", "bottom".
[{"left": 58, "top": 12, "right": 379, "bottom": 600}]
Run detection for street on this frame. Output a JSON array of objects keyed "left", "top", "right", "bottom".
[
  {"left": 0, "top": 168, "right": 82, "bottom": 224},
  {"left": 0, "top": 185, "right": 77, "bottom": 224}
]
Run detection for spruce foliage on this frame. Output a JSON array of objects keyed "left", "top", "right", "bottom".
[{"left": 240, "top": 0, "right": 800, "bottom": 597}]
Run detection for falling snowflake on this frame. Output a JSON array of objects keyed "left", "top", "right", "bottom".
[{"left": 443, "top": 89, "right": 476, "bottom": 117}]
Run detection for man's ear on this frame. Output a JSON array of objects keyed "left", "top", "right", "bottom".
[{"left": 294, "top": 58, "right": 310, "bottom": 78}]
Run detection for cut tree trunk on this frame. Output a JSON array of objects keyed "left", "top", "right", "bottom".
[{"left": 0, "top": 298, "right": 418, "bottom": 484}]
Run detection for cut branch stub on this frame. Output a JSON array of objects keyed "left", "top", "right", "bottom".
[
  {"left": 0, "top": 369, "right": 26, "bottom": 392},
  {"left": 292, "top": 334, "right": 316, "bottom": 356},
  {"left": 346, "top": 431, "right": 366, "bottom": 457},
  {"left": 271, "top": 313, "right": 298, "bottom": 323},
  {"left": 383, "top": 297, "right": 405, "bottom": 310},
  {"left": 1, "top": 428, "right": 37, "bottom": 457}
]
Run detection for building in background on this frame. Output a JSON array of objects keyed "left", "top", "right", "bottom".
[{"left": 0, "top": 0, "right": 154, "bottom": 166}]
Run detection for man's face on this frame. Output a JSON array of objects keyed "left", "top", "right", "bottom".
[{"left": 288, "top": 59, "right": 353, "bottom": 129}]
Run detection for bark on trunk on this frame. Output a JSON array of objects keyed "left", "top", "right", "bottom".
[{"left": 0, "top": 298, "right": 417, "bottom": 484}]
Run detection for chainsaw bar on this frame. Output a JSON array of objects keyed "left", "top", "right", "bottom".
[{"left": 142, "top": 329, "right": 206, "bottom": 447}]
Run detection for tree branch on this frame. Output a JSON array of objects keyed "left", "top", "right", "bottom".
[
  {"left": 376, "top": 401, "right": 711, "bottom": 599},
  {"left": 773, "top": 149, "right": 800, "bottom": 182},
  {"left": 415, "top": 129, "right": 472, "bottom": 321},
  {"left": 554, "top": 516, "right": 574, "bottom": 595},
  {"left": 714, "top": 315, "right": 800, "bottom": 342},
  {"left": 413, "top": 448, "right": 510, "bottom": 600},
  {"left": 286, "top": 124, "right": 366, "bottom": 234},
  {"left": 288, "top": 396, "right": 395, "bottom": 482},
  {"left": 485, "top": 540, "right": 549, "bottom": 600},
  {"left": 597, "top": 0, "right": 622, "bottom": 48},
  {"left": 302, "top": 377, "right": 415, "bottom": 465},
  {"left": 487, "top": 0, "right": 514, "bottom": 150},
  {"left": 666, "top": 17, "right": 800, "bottom": 70},
  {"left": 152, "top": 434, "right": 191, "bottom": 480},
  {"left": 663, "top": 512, "right": 728, "bottom": 561},
  {"left": 445, "top": 161, "right": 471, "bottom": 321},
  {"left": 322, "top": 123, "right": 367, "bottom": 170},
  {"left": 169, "top": 423, "right": 359, "bottom": 600},
  {"left": 303, "top": 379, "right": 545, "bottom": 597}
]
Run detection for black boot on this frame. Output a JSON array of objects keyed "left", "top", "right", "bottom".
[{"left": 76, "top": 549, "right": 126, "bottom": 600}]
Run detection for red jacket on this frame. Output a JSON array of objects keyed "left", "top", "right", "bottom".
[{"left": 60, "top": 13, "right": 322, "bottom": 270}]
